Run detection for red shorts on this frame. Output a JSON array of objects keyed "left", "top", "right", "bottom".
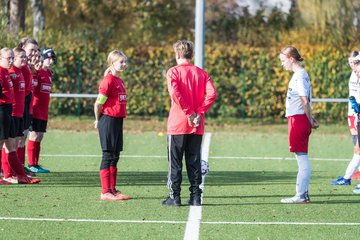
[
  {"left": 348, "top": 116, "right": 357, "bottom": 130},
  {"left": 288, "top": 114, "right": 312, "bottom": 153}
]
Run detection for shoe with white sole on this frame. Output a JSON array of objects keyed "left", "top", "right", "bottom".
[
  {"left": 3, "top": 176, "right": 18, "bottom": 184},
  {"left": 281, "top": 192, "right": 310, "bottom": 204}
]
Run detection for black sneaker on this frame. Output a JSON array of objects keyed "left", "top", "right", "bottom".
[
  {"left": 162, "top": 196, "right": 181, "bottom": 206},
  {"left": 187, "top": 195, "right": 201, "bottom": 206}
]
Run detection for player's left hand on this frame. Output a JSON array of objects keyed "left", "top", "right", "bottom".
[
  {"left": 188, "top": 113, "right": 196, "bottom": 127},
  {"left": 193, "top": 114, "right": 201, "bottom": 127},
  {"left": 311, "top": 117, "right": 319, "bottom": 129}
]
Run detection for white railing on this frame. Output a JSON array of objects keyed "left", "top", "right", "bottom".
[
  {"left": 51, "top": 93, "right": 97, "bottom": 98},
  {"left": 50, "top": 93, "right": 349, "bottom": 103}
]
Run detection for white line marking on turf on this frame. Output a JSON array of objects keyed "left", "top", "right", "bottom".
[
  {"left": 202, "top": 221, "right": 360, "bottom": 226},
  {"left": 1, "top": 217, "right": 360, "bottom": 226},
  {"left": 0, "top": 217, "right": 185, "bottom": 224},
  {"left": 41, "top": 154, "right": 350, "bottom": 162},
  {"left": 183, "top": 133, "right": 212, "bottom": 240}
]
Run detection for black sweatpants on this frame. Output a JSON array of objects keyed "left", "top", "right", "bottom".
[
  {"left": 167, "top": 134, "right": 202, "bottom": 198},
  {"left": 98, "top": 114, "right": 123, "bottom": 170}
]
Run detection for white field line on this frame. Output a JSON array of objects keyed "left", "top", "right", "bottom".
[
  {"left": 40, "top": 154, "right": 350, "bottom": 162},
  {"left": 184, "top": 133, "right": 212, "bottom": 240},
  {"left": 1, "top": 217, "right": 360, "bottom": 226}
]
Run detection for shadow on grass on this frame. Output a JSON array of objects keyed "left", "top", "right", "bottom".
[{"left": 20, "top": 170, "right": 300, "bottom": 187}]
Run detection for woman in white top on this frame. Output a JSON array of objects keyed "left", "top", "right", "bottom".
[
  {"left": 279, "top": 46, "right": 318, "bottom": 203},
  {"left": 331, "top": 51, "right": 360, "bottom": 186}
]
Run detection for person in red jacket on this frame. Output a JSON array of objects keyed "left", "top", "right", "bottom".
[
  {"left": 27, "top": 48, "right": 55, "bottom": 173},
  {"left": 162, "top": 40, "right": 217, "bottom": 206},
  {"left": 1, "top": 48, "right": 27, "bottom": 183},
  {"left": 18, "top": 38, "right": 39, "bottom": 174},
  {"left": 94, "top": 50, "right": 131, "bottom": 201},
  {"left": 0, "top": 47, "right": 40, "bottom": 184}
]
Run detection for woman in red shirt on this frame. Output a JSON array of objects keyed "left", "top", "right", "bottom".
[
  {"left": 94, "top": 50, "right": 131, "bottom": 201},
  {"left": 18, "top": 38, "right": 39, "bottom": 173},
  {"left": 27, "top": 48, "right": 55, "bottom": 173},
  {"left": 0, "top": 48, "right": 40, "bottom": 184},
  {"left": 1, "top": 48, "right": 27, "bottom": 183}
]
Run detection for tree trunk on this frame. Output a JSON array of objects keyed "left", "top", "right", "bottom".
[
  {"left": 354, "top": 0, "right": 359, "bottom": 32},
  {"left": 3, "top": 0, "right": 10, "bottom": 26},
  {"left": 31, "top": 0, "right": 44, "bottom": 41},
  {"left": 9, "top": 0, "right": 26, "bottom": 35}
]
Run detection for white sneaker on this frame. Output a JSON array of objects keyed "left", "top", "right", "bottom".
[
  {"left": 280, "top": 195, "right": 307, "bottom": 204},
  {"left": 3, "top": 176, "right": 18, "bottom": 184}
]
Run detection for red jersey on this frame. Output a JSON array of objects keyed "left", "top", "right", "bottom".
[
  {"left": 98, "top": 73, "right": 126, "bottom": 118},
  {"left": 32, "top": 69, "right": 52, "bottom": 120},
  {"left": 0, "top": 67, "right": 14, "bottom": 105},
  {"left": 166, "top": 62, "right": 217, "bottom": 135},
  {"left": 8, "top": 66, "right": 25, "bottom": 117},
  {"left": 22, "top": 64, "right": 33, "bottom": 96}
]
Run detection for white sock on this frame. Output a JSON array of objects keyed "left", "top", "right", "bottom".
[
  {"left": 344, "top": 154, "right": 360, "bottom": 179},
  {"left": 295, "top": 153, "right": 311, "bottom": 196}
]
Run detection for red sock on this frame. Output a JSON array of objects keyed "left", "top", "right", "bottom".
[
  {"left": 100, "top": 168, "right": 110, "bottom": 194},
  {"left": 109, "top": 166, "right": 118, "bottom": 192},
  {"left": 34, "top": 141, "right": 41, "bottom": 166},
  {"left": 17, "top": 146, "right": 25, "bottom": 165},
  {"left": 8, "top": 151, "right": 26, "bottom": 178},
  {"left": 1, "top": 148, "right": 11, "bottom": 178},
  {"left": 27, "top": 140, "right": 36, "bottom": 166}
]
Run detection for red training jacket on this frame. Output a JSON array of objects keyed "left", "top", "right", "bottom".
[{"left": 166, "top": 62, "right": 217, "bottom": 135}]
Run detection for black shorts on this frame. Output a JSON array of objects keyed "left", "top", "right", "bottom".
[
  {"left": 23, "top": 93, "right": 33, "bottom": 130},
  {"left": 13, "top": 116, "right": 24, "bottom": 137},
  {"left": 98, "top": 114, "right": 123, "bottom": 153},
  {"left": 0, "top": 104, "right": 16, "bottom": 140},
  {"left": 31, "top": 118, "right": 47, "bottom": 132}
]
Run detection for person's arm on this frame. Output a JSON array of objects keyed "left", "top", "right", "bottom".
[
  {"left": 300, "top": 96, "right": 318, "bottom": 129},
  {"left": 196, "top": 76, "right": 217, "bottom": 114},
  {"left": 167, "top": 70, "right": 194, "bottom": 116},
  {"left": 94, "top": 94, "right": 107, "bottom": 128}
]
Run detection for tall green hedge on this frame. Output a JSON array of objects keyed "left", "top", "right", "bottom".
[{"left": 50, "top": 44, "right": 351, "bottom": 121}]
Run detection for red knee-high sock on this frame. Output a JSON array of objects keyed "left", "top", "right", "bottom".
[
  {"left": 34, "top": 141, "right": 41, "bottom": 166},
  {"left": 100, "top": 168, "right": 110, "bottom": 194},
  {"left": 109, "top": 166, "right": 118, "bottom": 192},
  {"left": 27, "top": 140, "right": 36, "bottom": 166},
  {"left": 1, "top": 148, "right": 12, "bottom": 178},
  {"left": 8, "top": 151, "right": 26, "bottom": 178},
  {"left": 17, "top": 146, "right": 25, "bottom": 165}
]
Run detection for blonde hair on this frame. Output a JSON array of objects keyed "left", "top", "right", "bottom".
[
  {"left": 280, "top": 46, "right": 304, "bottom": 62},
  {"left": 0, "top": 48, "right": 13, "bottom": 58},
  {"left": 103, "top": 50, "right": 127, "bottom": 76},
  {"left": 173, "top": 40, "right": 194, "bottom": 59}
]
